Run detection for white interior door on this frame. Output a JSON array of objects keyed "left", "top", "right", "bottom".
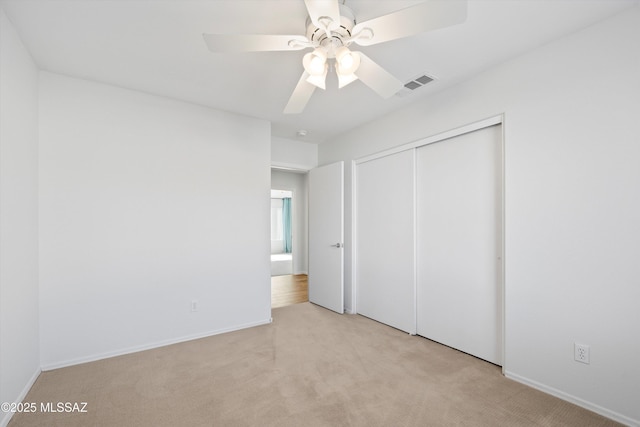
[
  {"left": 355, "top": 150, "right": 415, "bottom": 333},
  {"left": 417, "top": 125, "right": 502, "bottom": 365},
  {"left": 308, "top": 161, "right": 344, "bottom": 313}
]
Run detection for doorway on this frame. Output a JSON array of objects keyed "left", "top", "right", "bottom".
[
  {"left": 271, "top": 168, "right": 310, "bottom": 308},
  {"left": 271, "top": 189, "right": 293, "bottom": 276}
]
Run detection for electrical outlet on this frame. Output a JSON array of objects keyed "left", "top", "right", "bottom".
[
  {"left": 191, "top": 300, "right": 198, "bottom": 312},
  {"left": 574, "top": 343, "right": 590, "bottom": 364}
]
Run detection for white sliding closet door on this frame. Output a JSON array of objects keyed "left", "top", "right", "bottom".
[
  {"left": 356, "top": 150, "right": 415, "bottom": 333},
  {"left": 417, "top": 125, "right": 502, "bottom": 365}
]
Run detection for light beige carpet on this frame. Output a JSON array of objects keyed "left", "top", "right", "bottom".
[{"left": 10, "top": 302, "right": 620, "bottom": 426}]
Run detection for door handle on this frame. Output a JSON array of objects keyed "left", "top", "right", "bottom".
[{"left": 331, "top": 243, "right": 343, "bottom": 248}]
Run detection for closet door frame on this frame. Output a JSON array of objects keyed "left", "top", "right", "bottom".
[{"left": 352, "top": 115, "right": 505, "bottom": 372}]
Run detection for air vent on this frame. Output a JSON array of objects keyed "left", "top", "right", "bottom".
[
  {"left": 415, "top": 75, "right": 434, "bottom": 85},
  {"left": 404, "top": 81, "right": 422, "bottom": 90},
  {"left": 396, "top": 74, "right": 435, "bottom": 97}
]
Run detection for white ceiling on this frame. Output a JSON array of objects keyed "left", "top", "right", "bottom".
[{"left": 2, "top": 0, "right": 637, "bottom": 143}]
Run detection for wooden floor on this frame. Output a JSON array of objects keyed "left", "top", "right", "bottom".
[{"left": 271, "top": 274, "right": 308, "bottom": 308}]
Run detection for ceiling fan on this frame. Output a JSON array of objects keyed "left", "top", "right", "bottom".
[{"left": 203, "top": 0, "right": 467, "bottom": 114}]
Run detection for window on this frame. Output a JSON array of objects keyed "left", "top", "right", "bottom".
[{"left": 271, "top": 198, "right": 283, "bottom": 242}]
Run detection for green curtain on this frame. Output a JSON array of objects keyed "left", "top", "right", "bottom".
[{"left": 283, "top": 197, "right": 292, "bottom": 253}]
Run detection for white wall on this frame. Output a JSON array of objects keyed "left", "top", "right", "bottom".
[
  {"left": 271, "top": 169, "right": 308, "bottom": 274},
  {"left": 38, "top": 72, "right": 272, "bottom": 368},
  {"left": 271, "top": 136, "right": 317, "bottom": 171},
  {"left": 0, "top": 9, "right": 40, "bottom": 426},
  {"left": 319, "top": 6, "right": 640, "bottom": 426}
]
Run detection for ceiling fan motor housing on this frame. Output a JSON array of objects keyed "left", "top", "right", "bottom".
[{"left": 305, "top": 4, "right": 356, "bottom": 57}]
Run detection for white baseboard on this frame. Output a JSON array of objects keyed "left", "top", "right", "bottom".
[
  {"left": 0, "top": 367, "right": 41, "bottom": 427},
  {"left": 41, "top": 318, "right": 272, "bottom": 371},
  {"left": 504, "top": 371, "right": 638, "bottom": 427}
]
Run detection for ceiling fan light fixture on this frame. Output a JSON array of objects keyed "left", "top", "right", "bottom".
[
  {"left": 310, "top": 55, "right": 325, "bottom": 73},
  {"left": 303, "top": 48, "right": 327, "bottom": 76},
  {"left": 335, "top": 46, "right": 361, "bottom": 76},
  {"left": 306, "top": 67, "right": 328, "bottom": 90},
  {"left": 341, "top": 53, "right": 354, "bottom": 68}
]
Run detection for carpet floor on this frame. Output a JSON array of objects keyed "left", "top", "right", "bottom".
[{"left": 9, "top": 302, "right": 620, "bottom": 426}]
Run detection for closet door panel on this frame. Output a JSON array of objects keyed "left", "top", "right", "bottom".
[
  {"left": 416, "top": 125, "right": 502, "bottom": 365},
  {"left": 356, "top": 150, "right": 415, "bottom": 333}
]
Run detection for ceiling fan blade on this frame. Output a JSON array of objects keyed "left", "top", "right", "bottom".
[
  {"left": 351, "top": 0, "right": 467, "bottom": 47},
  {"left": 284, "top": 72, "right": 317, "bottom": 114},
  {"left": 203, "top": 34, "right": 311, "bottom": 52},
  {"left": 354, "top": 52, "right": 403, "bottom": 99},
  {"left": 304, "top": 0, "right": 341, "bottom": 30}
]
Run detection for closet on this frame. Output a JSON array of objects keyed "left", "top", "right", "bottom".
[{"left": 355, "top": 122, "right": 503, "bottom": 365}]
